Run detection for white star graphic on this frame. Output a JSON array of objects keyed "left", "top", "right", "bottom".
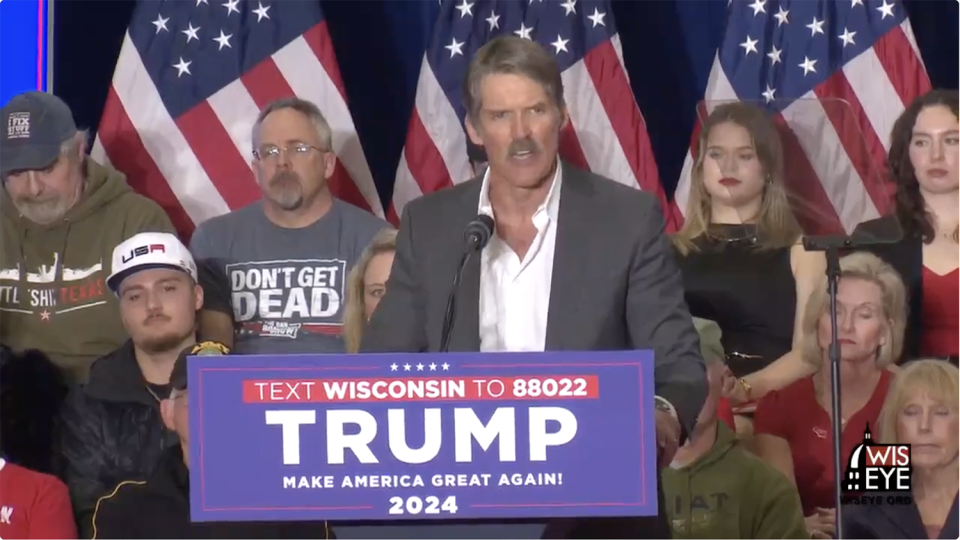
[
  {"left": 806, "top": 17, "right": 825, "bottom": 37},
  {"left": 587, "top": 8, "right": 606, "bottom": 28},
  {"left": 253, "top": 2, "right": 270, "bottom": 22},
  {"left": 485, "top": 11, "right": 500, "bottom": 30},
  {"left": 152, "top": 14, "right": 170, "bottom": 34},
  {"left": 455, "top": 0, "right": 474, "bottom": 18},
  {"left": 773, "top": 6, "right": 789, "bottom": 26},
  {"left": 173, "top": 57, "right": 192, "bottom": 77},
  {"left": 761, "top": 84, "right": 776, "bottom": 103},
  {"left": 222, "top": 0, "right": 240, "bottom": 16},
  {"left": 429, "top": 363, "right": 438, "bottom": 371},
  {"left": 40, "top": 310, "right": 51, "bottom": 321},
  {"left": 514, "top": 22, "right": 533, "bottom": 40},
  {"left": 182, "top": 22, "right": 201, "bottom": 43},
  {"left": 445, "top": 38, "right": 465, "bottom": 58},
  {"left": 551, "top": 35, "right": 569, "bottom": 54},
  {"left": 560, "top": 0, "right": 576, "bottom": 16},
  {"left": 441, "top": 363, "right": 450, "bottom": 371},
  {"left": 213, "top": 30, "right": 233, "bottom": 50},
  {"left": 403, "top": 363, "right": 412, "bottom": 372},
  {"left": 390, "top": 363, "right": 399, "bottom": 371},
  {"left": 748, "top": 0, "right": 766, "bottom": 16},
  {"left": 876, "top": 0, "right": 895, "bottom": 19},
  {"left": 740, "top": 35, "right": 758, "bottom": 55},
  {"left": 767, "top": 45, "right": 782, "bottom": 65},
  {"left": 798, "top": 56, "right": 817, "bottom": 76},
  {"left": 416, "top": 363, "right": 425, "bottom": 371},
  {"left": 850, "top": 0, "right": 864, "bottom": 6},
  {"left": 196, "top": 0, "right": 208, "bottom": 6},
  {"left": 839, "top": 28, "right": 857, "bottom": 47}
]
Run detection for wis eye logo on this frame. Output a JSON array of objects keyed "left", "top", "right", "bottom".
[{"left": 840, "top": 423, "right": 912, "bottom": 505}]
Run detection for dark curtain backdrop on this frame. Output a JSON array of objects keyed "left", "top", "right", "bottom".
[{"left": 53, "top": 0, "right": 958, "bottom": 210}]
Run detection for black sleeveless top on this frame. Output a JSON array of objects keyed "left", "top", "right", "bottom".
[{"left": 675, "top": 225, "right": 797, "bottom": 377}]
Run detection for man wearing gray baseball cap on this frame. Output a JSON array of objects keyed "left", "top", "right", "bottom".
[{"left": 0, "top": 91, "right": 176, "bottom": 383}]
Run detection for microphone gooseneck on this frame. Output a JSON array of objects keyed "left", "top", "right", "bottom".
[{"left": 440, "top": 215, "right": 496, "bottom": 353}]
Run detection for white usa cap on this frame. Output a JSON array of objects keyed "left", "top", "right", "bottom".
[{"left": 107, "top": 232, "right": 198, "bottom": 294}]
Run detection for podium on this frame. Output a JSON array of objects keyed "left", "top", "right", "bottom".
[{"left": 186, "top": 350, "right": 659, "bottom": 523}]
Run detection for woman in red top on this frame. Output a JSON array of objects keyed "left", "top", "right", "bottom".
[
  {"left": 857, "top": 89, "right": 958, "bottom": 363},
  {"left": 754, "top": 252, "right": 908, "bottom": 539}
]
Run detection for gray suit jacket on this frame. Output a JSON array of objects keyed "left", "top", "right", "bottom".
[{"left": 362, "top": 162, "right": 707, "bottom": 435}]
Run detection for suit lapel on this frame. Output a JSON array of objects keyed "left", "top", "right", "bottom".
[
  {"left": 544, "top": 164, "right": 595, "bottom": 350},
  {"left": 449, "top": 181, "right": 483, "bottom": 352}
]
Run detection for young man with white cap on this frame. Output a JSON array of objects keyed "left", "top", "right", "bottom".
[{"left": 56, "top": 232, "right": 228, "bottom": 538}]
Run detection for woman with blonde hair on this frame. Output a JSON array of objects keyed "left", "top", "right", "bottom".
[
  {"left": 753, "top": 252, "right": 906, "bottom": 539},
  {"left": 673, "top": 101, "right": 825, "bottom": 440},
  {"left": 844, "top": 360, "right": 959, "bottom": 539},
  {"left": 343, "top": 229, "right": 397, "bottom": 353}
]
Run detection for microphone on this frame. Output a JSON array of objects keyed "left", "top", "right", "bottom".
[
  {"left": 169, "top": 341, "right": 230, "bottom": 394},
  {"left": 463, "top": 214, "right": 495, "bottom": 251},
  {"left": 440, "top": 215, "right": 496, "bottom": 352}
]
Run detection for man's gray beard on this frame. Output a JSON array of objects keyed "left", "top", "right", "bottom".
[
  {"left": 269, "top": 187, "right": 304, "bottom": 210},
  {"left": 138, "top": 329, "right": 192, "bottom": 355},
  {"left": 14, "top": 198, "right": 70, "bottom": 224}
]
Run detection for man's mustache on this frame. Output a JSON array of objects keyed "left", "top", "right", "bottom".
[
  {"left": 271, "top": 170, "right": 300, "bottom": 185},
  {"left": 507, "top": 139, "right": 540, "bottom": 156},
  {"left": 144, "top": 313, "right": 171, "bottom": 325}
]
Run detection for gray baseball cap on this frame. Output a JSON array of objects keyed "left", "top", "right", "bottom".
[{"left": 1, "top": 92, "right": 78, "bottom": 178}]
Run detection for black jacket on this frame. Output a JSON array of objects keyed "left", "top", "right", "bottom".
[
  {"left": 843, "top": 493, "right": 959, "bottom": 539},
  {"left": 57, "top": 340, "right": 178, "bottom": 538},
  {"left": 91, "top": 445, "right": 334, "bottom": 539}
]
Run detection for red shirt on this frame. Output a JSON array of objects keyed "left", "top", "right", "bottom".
[
  {"left": 753, "top": 371, "right": 891, "bottom": 516},
  {"left": 920, "top": 266, "right": 959, "bottom": 357},
  {"left": 0, "top": 459, "right": 78, "bottom": 539},
  {"left": 717, "top": 397, "right": 736, "bottom": 430}
]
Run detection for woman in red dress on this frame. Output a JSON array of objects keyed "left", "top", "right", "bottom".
[
  {"left": 855, "top": 89, "right": 958, "bottom": 364},
  {"left": 753, "top": 252, "right": 908, "bottom": 539}
]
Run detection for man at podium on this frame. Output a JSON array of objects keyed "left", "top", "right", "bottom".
[{"left": 362, "top": 35, "right": 707, "bottom": 539}]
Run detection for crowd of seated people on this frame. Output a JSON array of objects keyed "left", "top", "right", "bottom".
[{"left": 0, "top": 62, "right": 957, "bottom": 540}]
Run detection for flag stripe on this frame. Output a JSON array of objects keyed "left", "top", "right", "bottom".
[
  {"left": 206, "top": 78, "right": 260, "bottom": 173},
  {"left": 814, "top": 71, "right": 893, "bottom": 214},
  {"left": 177, "top": 103, "right": 260, "bottom": 210},
  {"left": 96, "top": 86, "right": 196, "bottom": 237},
  {"left": 582, "top": 38, "right": 661, "bottom": 197},
  {"left": 842, "top": 47, "right": 904, "bottom": 156},
  {"left": 874, "top": 25, "right": 932, "bottom": 107}
]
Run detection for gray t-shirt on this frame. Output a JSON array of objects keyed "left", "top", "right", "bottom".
[{"left": 190, "top": 200, "right": 390, "bottom": 355}]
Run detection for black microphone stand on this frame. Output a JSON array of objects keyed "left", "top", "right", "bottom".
[
  {"left": 439, "top": 250, "right": 473, "bottom": 353},
  {"left": 439, "top": 226, "right": 490, "bottom": 353},
  {"left": 802, "top": 232, "right": 894, "bottom": 540}
]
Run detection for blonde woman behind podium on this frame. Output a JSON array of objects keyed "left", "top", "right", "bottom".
[{"left": 344, "top": 229, "right": 398, "bottom": 353}]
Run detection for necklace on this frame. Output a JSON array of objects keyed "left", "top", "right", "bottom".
[{"left": 145, "top": 384, "right": 164, "bottom": 403}]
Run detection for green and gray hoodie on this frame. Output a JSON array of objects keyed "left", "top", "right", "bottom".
[
  {"left": 0, "top": 158, "right": 175, "bottom": 382},
  {"left": 662, "top": 422, "right": 808, "bottom": 539}
]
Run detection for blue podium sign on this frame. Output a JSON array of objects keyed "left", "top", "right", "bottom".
[{"left": 187, "top": 351, "right": 658, "bottom": 522}]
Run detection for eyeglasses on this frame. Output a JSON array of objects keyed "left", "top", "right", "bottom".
[{"left": 253, "top": 143, "right": 326, "bottom": 161}]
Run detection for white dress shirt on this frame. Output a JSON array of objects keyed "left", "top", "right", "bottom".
[
  {"left": 475, "top": 162, "right": 680, "bottom": 426},
  {"left": 477, "top": 162, "right": 562, "bottom": 353}
]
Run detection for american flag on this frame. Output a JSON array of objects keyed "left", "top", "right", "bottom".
[
  {"left": 390, "top": 0, "right": 668, "bottom": 225},
  {"left": 90, "top": 0, "right": 384, "bottom": 239},
  {"left": 670, "top": 0, "right": 931, "bottom": 235}
]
